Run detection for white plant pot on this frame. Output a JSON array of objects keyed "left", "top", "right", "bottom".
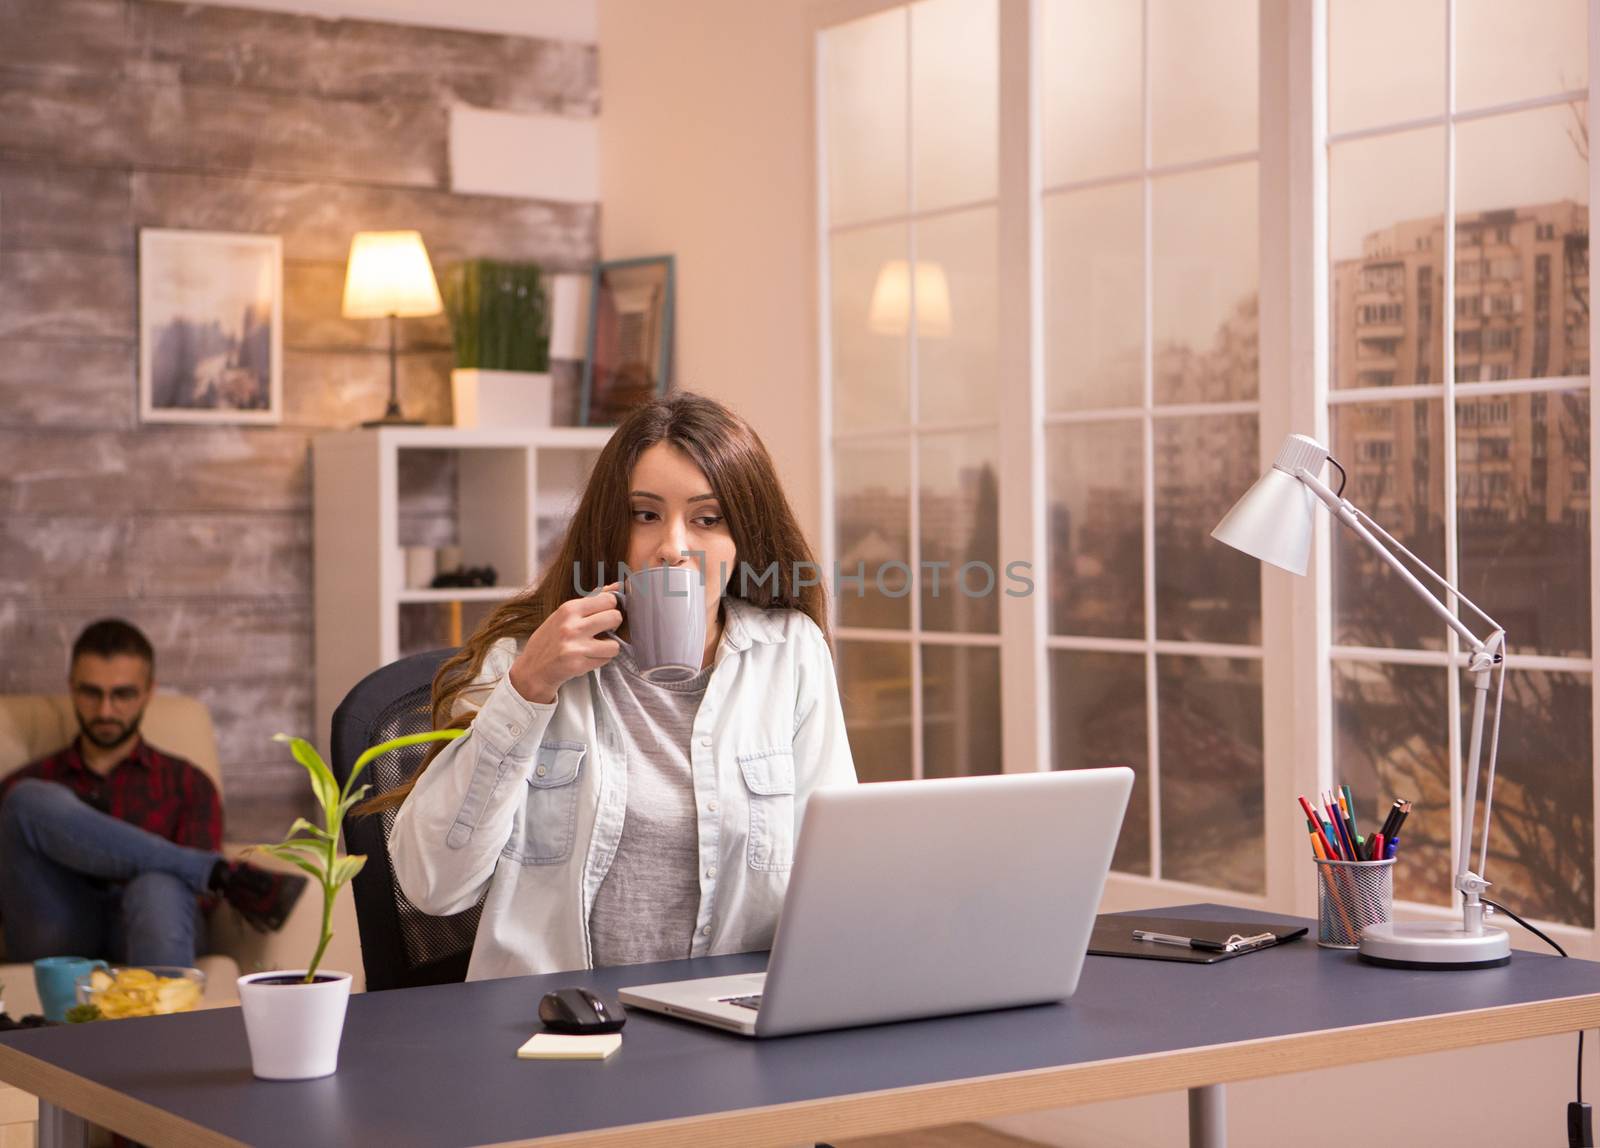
[
  {"left": 451, "top": 368, "right": 553, "bottom": 428},
  {"left": 237, "top": 970, "right": 353, "bottom": 1081}
]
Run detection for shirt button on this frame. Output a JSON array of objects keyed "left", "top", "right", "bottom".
[
  {"left": 707, "top": 801, "right": 718, "bottom": 813},
  {"left": 699, "top": 735, "right": 712, "bottom": 747},
  {"left": 508, "top": 723, "right": 523, "bottom": 737},
  {"left": 701, "top": 925, "right": 712, "bottom": 936},
  {"left": 535, "top": 765, "right": 548, "bottom": 778},
  {"left": 705, "top": 866, "right": 717, "bottom": 878}
]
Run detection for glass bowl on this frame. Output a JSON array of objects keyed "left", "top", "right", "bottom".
[{"left": 75, "top": 965, "right": 206, "bottom": 1018}]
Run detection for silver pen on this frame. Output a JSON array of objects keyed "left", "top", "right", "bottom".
[{"left": 1132, "top": 929, "right": 1275, "bottom": 953}]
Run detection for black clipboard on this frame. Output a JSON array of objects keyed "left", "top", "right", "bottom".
[{"left": 1088, "top": 914, "right": 1308, "bottom": 964}]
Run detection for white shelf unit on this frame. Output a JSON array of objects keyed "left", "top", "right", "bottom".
[{"left": 312, "top": 426, "right": 613, "bottom": 745}]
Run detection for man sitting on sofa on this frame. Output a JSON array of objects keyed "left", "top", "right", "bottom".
[{"left": 0, "top": 618, "right": 306, "bottom": 967}]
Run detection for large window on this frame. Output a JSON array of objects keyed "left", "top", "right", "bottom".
[
  {"left": 819, "top": 0, "right": 1596, "bottom": 936},
  {"left": 1328, "top": 0, "right": 1592, "bottom": 926},
  {"left": 1040, "top": 0, "right": 1263, "bottom": 891},
  {"left": 823, "top": 1, "right": 1003, "bottom": 783}
]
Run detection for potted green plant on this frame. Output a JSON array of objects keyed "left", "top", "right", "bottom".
[
  {"left": 443, "top": 258, "right": 554, "bottom": 428},
  {"left": 236, "top": 729, "right": 463, "bottom": 1080}
]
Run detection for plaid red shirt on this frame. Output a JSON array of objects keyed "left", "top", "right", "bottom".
[{"left": 0, "top": 737, "right": 223, "bottom": 853}]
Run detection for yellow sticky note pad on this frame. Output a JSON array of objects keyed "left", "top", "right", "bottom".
[{"left": 516, "top": 1032, "right": 623, "bottom": 1060}]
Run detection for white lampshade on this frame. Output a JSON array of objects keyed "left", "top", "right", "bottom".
[
  {"left": 868, "top": 260, "right": 953, "bottom": 337},
  {"left": 341, "top": 230, "right": 444, "bottom": 319},
  {"left": 1210, "top": 434, "right": 1330, "bottom": 576}
]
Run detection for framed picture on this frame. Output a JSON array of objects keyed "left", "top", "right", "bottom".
[
  {"left": 580, "top": 255, "right": 674, "bottom": 426},
  {"left": 139, "top": 229, "right": 283, "bottom": 424}
]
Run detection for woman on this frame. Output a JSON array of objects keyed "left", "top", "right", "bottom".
[{"left": 378, "top": 392, "right": 857, "bottom": 979}]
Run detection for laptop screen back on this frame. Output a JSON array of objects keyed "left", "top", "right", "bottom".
[{"left": 754, "top": 767, "right": 1134, "bottom": 1037}]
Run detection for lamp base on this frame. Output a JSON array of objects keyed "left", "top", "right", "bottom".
[
  {"left": 360, "top": 413, "right": 424, "bottom": 427},
  {"left": 1357, "top": 920, "right": 1511, "bottom": 970}
]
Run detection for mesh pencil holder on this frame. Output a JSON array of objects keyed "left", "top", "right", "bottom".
[{"left": 1314, "top": 857, "right": 1394, "bottom": 949}]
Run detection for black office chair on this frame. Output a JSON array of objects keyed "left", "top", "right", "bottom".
[{"left": 329, "top": 647, "right": 483, "bottom": 991}]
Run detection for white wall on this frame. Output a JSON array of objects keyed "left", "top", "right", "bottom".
[{"left": 598, "top": 0, "right": 822, "bottom": 546}]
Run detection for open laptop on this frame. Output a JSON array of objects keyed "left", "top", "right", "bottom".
[{"left": 618, "top": 766, "right": 1133, "bottom": 1037}]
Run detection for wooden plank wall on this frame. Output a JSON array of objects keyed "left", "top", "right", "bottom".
[{"left": 0, "top": 0, "right": 598, "bottom": 840}]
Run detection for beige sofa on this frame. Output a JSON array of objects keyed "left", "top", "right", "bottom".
[
  {"left": 0, "top": 693, "right": 364, "bottom": 1013},
  {"left": 0, "top": 692, "right": 366, "bottom": 1143}
]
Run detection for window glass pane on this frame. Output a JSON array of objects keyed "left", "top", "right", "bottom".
[
  {"left": 1040, "top": 0, "right": 1141, "bottom": 186},
  {"left": 836, "top": 438, "right": 911, "bottom": 630},
  {"left": 919, "top": 430, "right": 1000, "bottom": 633},
  {"left": 1330, "top": 128, "right": 1446, "bottom": 391},
  {"left": 911, "top": 0, "right": 997, "bottom": 212},
  {"left": 838, "top": 640, "right": 914, "bottom": 783},
  {"left": 1155, "top": 414, "right": 1260, "bottom": 644},
  {"left": 1457, "top": 390, "right": 1590, "bottom": 657},
  {"left": 1149, "top": 0, "right": 1257, "bottom": 167},
  {"left": 1328, "top": 0, "right": 1444, "bottom": 136},
  {"left": 915, "top": 207, "right": 998, "bottom": 425},
  {"left": 832, "top": 223, "right": 910, "bottom": 431},
  {"left": 1333, "top": 661, "right": 1452, "bottom": 908},
  {"left": 1330, "top": 400, "right": 1448, "bottom": 650},
  {"left": 824, "top": 7, "right": 907, "bottom": 227},
  {"left": 1454, "top": 105, "right": 1589, "bottom": 383},
  {"left": 1153, "top": 162, "right": 1258, "bottom": 404},
  {"left": 1044, "top": 182, "right": 1143, "bottom": 412},
  {"left": 1052, "top": 650, "right": 1150, "bottom": 874},
  {"left": 1457, "top": 0, "right": 1587, "bottom": 113},
  {"left": 1157, "top": 654, "right": 1263, "bottom": 893},
  {"left": 1466, "top": 666, "right": 1593, "bottom": 928},
  {"left": 922, "top": 644, "right": 1001, "bottom": 778},
  {"left": 1047, "top": 420, "right": 1143, "bottom": 638}
]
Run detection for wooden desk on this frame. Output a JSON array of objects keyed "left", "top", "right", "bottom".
[{"left": 1, "top": 904, "right": 1598, "bottom": 1148}]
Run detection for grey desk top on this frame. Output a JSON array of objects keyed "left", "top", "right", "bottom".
[{"left": 3, "top": 903, "right": 1599, "bottom": 1148}]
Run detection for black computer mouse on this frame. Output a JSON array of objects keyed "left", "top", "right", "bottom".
[{"left": 538, "top": 987, "right": 627, "bottom": 1035}]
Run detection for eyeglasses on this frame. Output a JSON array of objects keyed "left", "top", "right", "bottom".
[{"left": 72, "top": 684, "right": 145, "bottom": 706}]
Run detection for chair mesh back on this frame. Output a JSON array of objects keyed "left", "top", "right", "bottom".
[
  {"left": 364, "top": 686, "right": 483, "bottom": 972},
  {"left": 331, "top": 648, "right": 483, "bottom": 990}
]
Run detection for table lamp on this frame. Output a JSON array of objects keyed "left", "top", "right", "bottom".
[
  {"left": 341, "top": 230, "right": 444, "bottom": 426},
  {"left": 1212, "top": 433, "right": 1511, "bottom": 969},
  {"left": 868, "top": 259, "right": 952, "bottom": 337}
]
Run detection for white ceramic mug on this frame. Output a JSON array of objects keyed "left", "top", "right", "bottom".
[{"left": 604, "top": 566, "right": 708, "bottom": 683}]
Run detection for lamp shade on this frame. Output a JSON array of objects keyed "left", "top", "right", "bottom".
[
  {"left": 1210, "top": 434, "right": 1330, "bottom": 576},
  {"left": 868, "top": 260, "right": 952, "bottom": 337},
  {"left": 341, "top": 230, "right": 444, "bottom": 319}
]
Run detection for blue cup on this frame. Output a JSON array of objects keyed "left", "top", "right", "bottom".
[{"left": 33, "top": 957, "right": 107, "bottom": 1022}]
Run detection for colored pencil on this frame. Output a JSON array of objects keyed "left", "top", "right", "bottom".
[{"left": 1298, "top": 796, "right": 1338, "bottom": 860}]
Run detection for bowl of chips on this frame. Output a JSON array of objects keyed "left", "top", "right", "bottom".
[{"left": 75, "top": 965, "right": 206, "bottom": 1019}]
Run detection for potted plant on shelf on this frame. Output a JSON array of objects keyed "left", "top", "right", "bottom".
[
  {"left": 443, "top": 258, "right": 555, "bottom": 428},
  {"left": 236, "top": 728, "right": 464, "bottom": 1080}
]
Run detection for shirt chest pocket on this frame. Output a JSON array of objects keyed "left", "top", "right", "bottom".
[
  {"left": 738, "top": 747, "right": 796, "bottom": 872},
  {"left": 519, "top": 741, "right": 586, "bottom": 865}
]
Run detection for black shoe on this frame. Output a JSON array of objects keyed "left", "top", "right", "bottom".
[{"left": 219, "top": 861, "right": 309, "bottom": 933}]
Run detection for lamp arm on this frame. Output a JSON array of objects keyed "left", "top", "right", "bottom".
[
  {"left": 1294, "top": 465, "right": 1509, "bottom": 935},
  {"left": 1293, "top": 468, "right": 1494, "bottom": 652},
  {"left": 1344, "top": 502, "right": 1502, "bottom": 636}
]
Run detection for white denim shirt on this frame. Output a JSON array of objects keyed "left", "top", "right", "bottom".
[{"left": 388, "top": 597, "right": 858, "bottom": 980}]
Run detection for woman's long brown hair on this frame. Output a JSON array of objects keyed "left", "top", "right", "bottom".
[{"left": 356, "top": 391, "right": 829, "bottom": 817}]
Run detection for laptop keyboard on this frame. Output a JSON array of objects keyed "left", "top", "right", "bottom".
[{"left": 718, "top": 994, "right": 763, "bottom": 1011}]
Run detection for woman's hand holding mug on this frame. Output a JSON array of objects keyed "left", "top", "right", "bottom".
[{"left": 509, "top": 584, "right": 622, "bottom": 703}]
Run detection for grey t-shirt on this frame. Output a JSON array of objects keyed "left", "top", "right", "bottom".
[{"left": 588, "top": 646, "right": 713, "bottom": 967}]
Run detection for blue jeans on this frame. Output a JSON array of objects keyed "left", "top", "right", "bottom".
[{"left": 0, "top": 779, "right": 217, "bottom": 966}]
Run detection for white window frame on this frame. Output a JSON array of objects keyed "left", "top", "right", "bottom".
[
  {"left": 812, "top": 0, "right": 1600, "bottom": 949},
  {"left": 1308, "top": 0, "right": 1600, "bottom": 952}
]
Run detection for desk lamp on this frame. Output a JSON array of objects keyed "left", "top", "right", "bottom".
[
  {"left": 1212, "top": 433, "right": 1510, "bottom": 969},
  {"left": 341, "top": 230, "right": 444, "bottom": 426}
]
